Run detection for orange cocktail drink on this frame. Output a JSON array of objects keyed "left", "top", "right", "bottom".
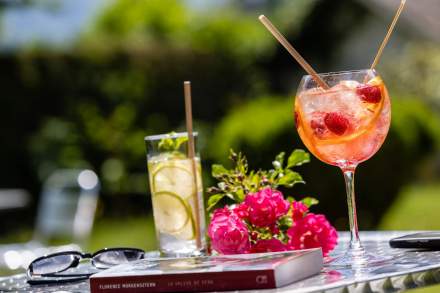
[{"left": 295, "top": 70, "right": 390, "bottom": 171}]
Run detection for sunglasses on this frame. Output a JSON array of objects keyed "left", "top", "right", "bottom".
[{"left": 27, "top": 247, "right": 145, "bottom": 284}]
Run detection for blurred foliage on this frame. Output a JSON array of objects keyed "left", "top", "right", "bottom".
[
  {"left": 391, "top": 98, "right": 440, "bottom": 151},
  {"left": 383, "top": 44, "right": 440, "bottom": 108},
  {"left": 380, "top": 184, "right": 440, "bottom": 230},
  {"left": 209, "top": 96, "right": 292, "bottom": 160},
  {"left": 381, "top": 43, "right": 440, "bottom": 183},
  {"left": 0, "top": 0, "right": 439, "bottom": 235},
  {"left": 18, "top": 0, "right": 317, "bottom": 200},
  {"left": 87, "top": 0, "right": 275, "bottom": 63}
]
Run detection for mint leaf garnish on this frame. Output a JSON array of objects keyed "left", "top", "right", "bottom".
[{"left": 158, "top": 132, "right": 189, "bottom": 152}]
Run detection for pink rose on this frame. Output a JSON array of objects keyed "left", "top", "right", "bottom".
[
  {"left": 208, "top": 207, "right": 250, "bottom": 254},
  {"left": 250, "top": 239, "right": 288, "bottom": 253},
  {"left": 211, "top": 206, "right": 230, "bottom": 219},
  {"left": 291, "top": 201, "right": 309, "bottom": 221},
  {"left": 269, "top": 224, "right": 280, "bottom": 235},
  {"left": 287, "top": 213, "right": 338, "bottom": 256},
  {"left": 244, "top": 188, "right": 290, "bottom": 227},
  {"left": 233, "top": 203, "right": 249, "bottom": 220}
]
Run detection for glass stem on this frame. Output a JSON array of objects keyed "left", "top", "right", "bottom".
[{"left": 343, "top": 168, "right": 362, "bottom": 250}]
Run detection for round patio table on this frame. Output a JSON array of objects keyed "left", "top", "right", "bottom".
[{"left": 1, "top": 231, "right": 440, "bottom": 292}]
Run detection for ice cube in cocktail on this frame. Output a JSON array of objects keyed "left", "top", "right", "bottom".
[{"left": 295, "top": 75, "right": 391, "bottom": 169}]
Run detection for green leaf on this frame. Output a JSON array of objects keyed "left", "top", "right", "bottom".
[
  {"left": 236, "top": 152, "right": 248, "bottom": 174},
  {"left": 277, "top": 170, "right": 304, "bottom": 187},
  {"left": 228, "top": 149, "right": 238, "bottom": 162},
  {"left": 278, "top": 215, "right": 293, "bottom": 229},
  {"left": 174, "top": 136, "right": 188, "bottom": 150},
  {"left": 235, "top": 189, "right": 245, "bottom": 202},
  {"left": 206, "top": 148, "right": 310, "bottom": 210},
  {"left": 212, "top": 164, "right": 228, "bottom": 177},
  {"left": 287, "top": 149, "right": 310, "bottom": 168},
  {"left": 272, "top": 152, "right": 285, "bottom": 170},
  {"left": 251, "top": 172, "right": 260, "bottom": 185},
  {"left": 207, "top": 194, "right": 225, "bottom": 211},
  {"left": 225, "top": 193, "right": 235, "bottom": 200},
  {"left": 300, "top": 197, "right": 319, "bottom": 208},
  {"left": 286, "top": 196, "right": 295, "bottom": 203},
  {"left": 158, "top": 137, "right": 174, "bottom": 151},
  {"left": 157, "top": 131, "right": 189, "bottom": 152}
]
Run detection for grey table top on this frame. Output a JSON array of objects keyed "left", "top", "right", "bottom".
[{"left": 2, "top": 231, "right": 440, "bottom": 292}]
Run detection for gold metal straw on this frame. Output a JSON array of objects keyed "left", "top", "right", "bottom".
[
  {"left": 370, "top": 0, "right": 407, "bottom": 70},
  {"left": 183, "top": 81, "right": 202, "bottom": 250},
  {"left": 258, "top": 15, "right": 329, "bottom": 90}
]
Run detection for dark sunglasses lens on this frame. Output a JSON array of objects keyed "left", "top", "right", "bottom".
[
  {"left": 30, "top": 254, "right": 77, "bottom": 275},
  {"left": 93, "top": 250, "right": 143, "bottom": 269}
]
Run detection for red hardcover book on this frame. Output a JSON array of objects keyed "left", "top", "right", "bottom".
[{"left": 89, "top": 249, "right": 323, "bottom": 292}]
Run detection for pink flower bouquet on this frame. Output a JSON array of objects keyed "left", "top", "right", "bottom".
[{"left": 207, "top": 150, "right": 338, "bottom": 256}]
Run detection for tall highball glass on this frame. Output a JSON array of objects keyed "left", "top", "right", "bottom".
[{"left": 145, "top": 132, "right": 206, "bottom": 257}]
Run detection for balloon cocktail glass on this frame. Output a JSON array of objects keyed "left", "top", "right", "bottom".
[
  {"left": 294, "top": 69, "right": 391, "bottom": 266},
  {"left": 258, "top": 1, "right": 405, "bottom": 264}
]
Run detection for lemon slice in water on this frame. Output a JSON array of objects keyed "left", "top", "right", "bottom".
[
  {"left": 170, "top": 204, "right": 196, "bottom": 241},
  {"left": 152, "top": 191, "right": 190, "bottom": 233},
  {"left": 152, "top": 163, "right": 195, "bottom": 199}
]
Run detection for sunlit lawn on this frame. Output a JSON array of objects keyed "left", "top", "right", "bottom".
[
  {"left": 380, "top": 183, "right": 440, "bottom": 230},
  {"left": 409, "top": 286, "right": 440, "bottom": 293},
  {"left": 87, "top": 215, "right": 157, "bottom": 252}
]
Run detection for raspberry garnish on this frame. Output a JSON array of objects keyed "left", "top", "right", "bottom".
[
  {"left": 357, "top": 84, "right": 381, "bottom": 103},
  {"left": 324, "top": 112, "right": 350, "bottom": 135}
]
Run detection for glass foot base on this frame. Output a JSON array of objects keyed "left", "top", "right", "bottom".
[{"left": 329, "top": 246, "right": 393, "bottom": 268}]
